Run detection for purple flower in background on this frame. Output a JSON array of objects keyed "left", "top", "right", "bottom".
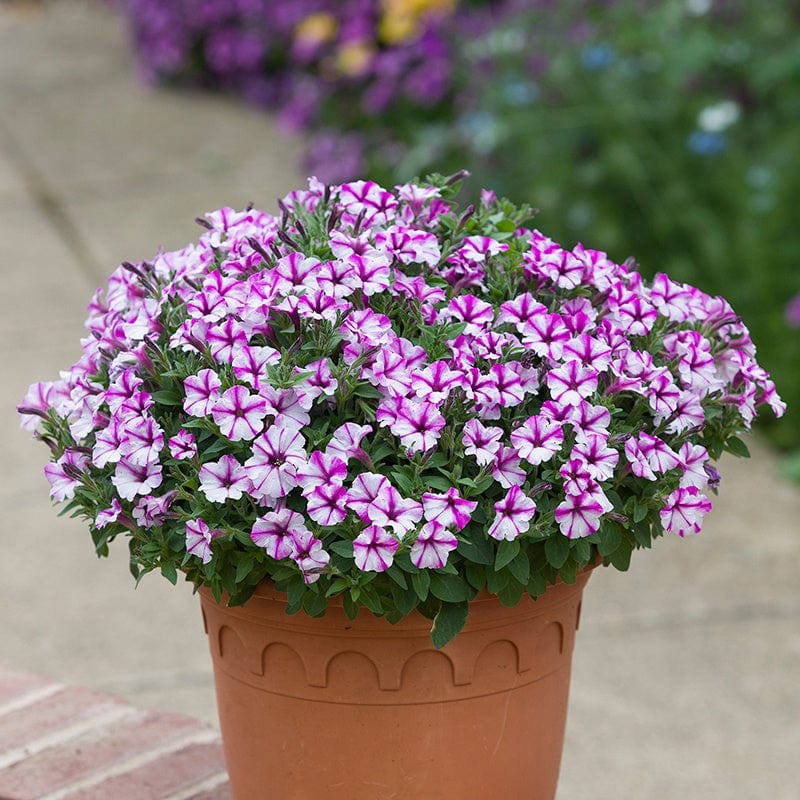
[
  {"left": 306, "top": 483, "right": 349, "bottom": 526},
  {"left": 183, "top": 369, "right": 222, "bottom": 417},
  {"left": 112, "top": 459, "right": 162, "bottom": 501},
  {"left": 786, "top": 293, "right": 800, "bottom": 328}
]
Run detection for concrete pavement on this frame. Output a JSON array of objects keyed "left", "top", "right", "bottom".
[{"left": 1, "top": 3, "right": 798, "bottom": 798}]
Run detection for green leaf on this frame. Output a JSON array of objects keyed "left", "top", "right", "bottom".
[
  {"left": 597, "top": 525, "right": 622, "bottom": 557},
  {"left": 559, "top": 560, "right": 578, "bottom": 585},
  {"left": 423, "top": 475, "right": 455, "bottom": 492},
  {"left": 457, "top": 533, "right": 494, "bottom": 565},
  {"left": 390, "top": 581, "right": 418, "bottom": 615},
  {"left": 329, "top": 540, "right": 354, "bottom": 558},
  {"left": 633, "top": 501, "right": 649, "bottom": 524},
  {"left": 411, "top": 569, "right": 431, "bottom": 600},
  {"left": 386, "top": 566, "right": 408, "bottom": 589},
  {"left": 544, "top": 535, "right": 570, "bottom": 569},
  {"left": 571, "top": 538, "right": 592, "bottom": 564},
  {"left": 303, "top": 590, "right": 328, "bottom": 617},
  {"left": 498, "top": 581, "right": 524, "bottom": 607},
  {"left": 494, "top": 539, "right": 520, "bottom": 571},
  {"left": 607, "top": 543, "right": 633, "bottom": 571},
  {"left": 726, "top": 437, "right": 751, "bottom": 458},
  {"left": 527, "top": 571, "right": 548, "bottom": 598},
  {"left": 430, "top": 573, "right": 472, "bottom": 603},
  {"left": 235, "top": 554, "right": 255, "bottom": 583},
  {"left": 151, "top": 389, "right": 183, "bottom": 406},
  {"left": 160, "top": 562, "right": 178, "bottom": 585},
  {"left": 430, "top": 601, "right": 469, "bottom": 649},
  {"left": 286, "top": 578, "right": 306, "bottom": 610},
  {"left": 507, "top": 550, "right": 531, "bottom": 585},
  {"left": 390, "top": 469, "right": 414, "bottom": 495},
  {"left": 465, "top": 563, "right": 486, "bottom": 591}
]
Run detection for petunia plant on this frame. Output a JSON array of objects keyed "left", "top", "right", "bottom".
[{"left": 19, "top": 173, "right": 784, "bottom": 646}]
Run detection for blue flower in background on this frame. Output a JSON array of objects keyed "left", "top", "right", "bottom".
[
  {"left": 501, "top": 79, "right": 539, "bottom": 107},
  {"left": 581, "top": 44, "right": 616, "bottom": 71},
  {"left": 686, "top": 130, "right": 727, "bottom": 156}
]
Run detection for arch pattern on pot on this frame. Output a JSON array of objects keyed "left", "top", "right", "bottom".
[{"left": 200, "top": 581, "right": 587, "bottom": 705}]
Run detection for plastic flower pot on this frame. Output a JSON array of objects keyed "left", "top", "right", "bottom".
[{"left": 199, "top": 568, "right": 592, "bottom": 800}]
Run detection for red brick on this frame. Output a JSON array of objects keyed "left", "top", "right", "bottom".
[
  {"left": 185, "top": 784, "right": 233, "bottom": 800},
  {"left": 0, "top": 709, "right": 212, "bottom": 799},
  {"left": 61, "top": 741, "right": 227, "bottom": 800},
  {"left": 0, "top": 667, "right": 61, "bottom": 709},
  {"left": 0, "top": 686, "right": 131, "bottom": 758}
]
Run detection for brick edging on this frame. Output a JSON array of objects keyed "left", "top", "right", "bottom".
[{"left": 0, "top": 666, "right": 229, "bottom": 800}]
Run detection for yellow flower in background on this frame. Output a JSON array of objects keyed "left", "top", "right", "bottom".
[
  {"left": 334, "top": 41, "right": 376, "bottom": 77},
  {"left": 379, "top": 0, "right": 458, "bottom": 45},
  {"left": 294, "top": 12, "right": 338, "bottom": 48}
]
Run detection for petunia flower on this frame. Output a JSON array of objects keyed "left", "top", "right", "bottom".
[
  {"left": 325, "top": 422, "right": 372, "bottom": 463},
  {"left": 554, "top": 491, "right": 606, "bottom": 539},
  {"left": 570, "top": 435, "right": 619, "bottom": 482},
  {"left": 245, "top": 423, "right": 307, "bottom": 501},
  {"left": 660, "top": 486, "right": 712, "bottom": 537},
  {"left": 342, "top": 470, "right": 384, "bottom": 514},
  {"left": 251, "top": 509, "right": 306, "bottom": 560},
  {"left": 183, "top": 369, "right": 222, "bottom": 417},
  {"left": 363, "top": 484, "right": 423, "bottom": 536},
  {"left": 462, "top": 418, "right": 503, "bottom": 465},
  {"left": 198, "top": 454, "right": 250, "bottom": 503},
  {"left": 488, "top": 486, "right": 537, "bottom": 541},
  {"left": 168, "top": 429, "right": 196, "bottom": 460},
  {"left": 291, "top": 527, "right": 331, "bottom": 584},
  {"left": 111, "top": 459, "right": 163, "bottom": 501},
  {"left": 384, "top": 397, "right": 446, "bottom": 454},
  {"left": 410, "top": 521, "right": 459, "bottom": 569},
  {"left": 306, "top": 483, "right": 348, "bottom": 526},
  {"left": 185, "top": 518, "right": 224, "bottom": 565},
  {"left": 421, "top": 488, "right": 477, "bottom": 531},
  {"left": 295, "top": 450, "right": 348, "bottom": 493},
  {"left": 121, "top": 415, "right": 164, "bottom": 465},
  {"left": 510, "top": 415, "right": 564, "bottom": 466},
  {"left": 211, "top": 384, "right": 268, "bottom": 443},
  {"left": 546, "top": 360, "right": 600, "bottom": 405},
  {"left": 353, "top": 525, "right": 399, "bottom": 572},
  {"left": 492, "top": 447, "right": 526, "bottom": 489}
]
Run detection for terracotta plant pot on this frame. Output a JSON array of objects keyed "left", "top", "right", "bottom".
[{"left": 199, "top": 569, "right": 592, "bottom": 800}]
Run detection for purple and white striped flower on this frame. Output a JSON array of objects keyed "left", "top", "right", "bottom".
[
  {"left": 168, "top": 429, "right": 196, "bottom": 460},
  {"left": 199, "top": 454, "right": 250, "bottom": 503},
  {"left": 290, "top": 528, "right": 330, "bottom": 584},
  {"left": 251, "top": 509, "right": 306, "bottom": 560},
  {"left": 183, "top": 369, "right": 221, "bottom": 417},
  {"left": 462, "top": 419, "right": 503, "bottom": 465},
  {"left": 352, "top": 525, "right": 399, "bottom": 572},
  {"left": 421, "top": 488, "right": 477, "bottom": 531},
  {"left": 410, "top": 521, "right": 459, "bottom": 569},
  {"left": 245, "top": 423, "right": 307, "bottom": 501},
  {"left": 306, "top": 483, "right": 348, "bottom": 526},
  {"left": 488, "top": 486, "right": 537, "bottom": 541},
  {"left": 185, "top": 518, "right": 224, "bottom": 565},
  {"left": 660, "top": 486, "right": 712, "bottom": 537},
  {"left": 554, "top": 491, "right": 606, "bottom": 539},
  {"left": 511, "top": 415, "right": 564, "bottom": 465}
]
